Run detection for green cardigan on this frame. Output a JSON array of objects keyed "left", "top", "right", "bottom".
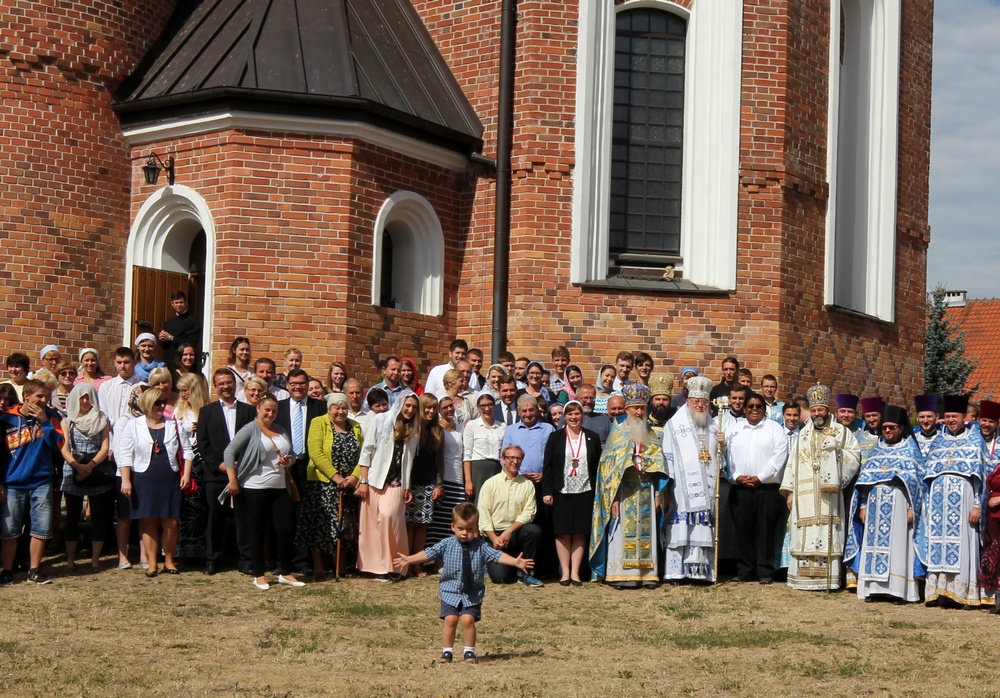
[{"left": 306, "top": 416, "right": 364, "bottom": 483}]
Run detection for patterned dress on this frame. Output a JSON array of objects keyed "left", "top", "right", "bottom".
[{"left": 295, "top": 430, "right": 361, "bottom": 557}]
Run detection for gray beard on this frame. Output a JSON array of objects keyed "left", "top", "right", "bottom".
[
  {"left": 812, "top": 415, "right": 829, "bottom": 429},
  {"left": 690, "top": 410, "right": 708, "bottom": 429},
  {"left": 627, "top": 416, "right": 649, "bottom": 448}
]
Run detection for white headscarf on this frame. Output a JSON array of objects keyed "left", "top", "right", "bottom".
[{"left": 66, "top": 383, "right": 108, "bottom": 437}]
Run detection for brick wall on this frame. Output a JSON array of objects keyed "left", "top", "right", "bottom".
[
  {"left": 411, "top": 0, "right": 931, "bottom": 402},
  {"left": 129, "top": 131, "right": 475, "bottom": 387},
  {"left": 0, "top": 1, "right": 175, "bottom": 365}
]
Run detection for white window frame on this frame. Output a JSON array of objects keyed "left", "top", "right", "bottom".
[
  {"left": 572, "top": 0, "right": 743, "bottom": 290},
  {"left": 825, "top": 0, "right": 901, "bottom": 322},
  {"left": 370, "top": 191, "right": 444, "bottom": 316}
]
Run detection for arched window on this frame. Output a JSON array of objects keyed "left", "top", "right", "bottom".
[
  {"left": 610, "top": 8, "right": 687, "bottom": 267},
  {"left": 573, "top": 0, "right": 742, "bottom": 290},
  {"left": 826, "top": 0, "right": 901, "bottom": 321},
  {"left": 371, "top": 191, "right": 444, "bottom": 316}
]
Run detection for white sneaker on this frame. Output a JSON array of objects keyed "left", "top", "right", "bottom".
[
  {"left": 278, "top": 575, "right": 305, "bottom": 588},
  {"left": 252, "top": 578, "right": 270, "bottom": 591}
]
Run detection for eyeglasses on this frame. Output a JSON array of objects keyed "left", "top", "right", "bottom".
[
  {"left": 59, "top": 371, "right": 77, "bottom": 377},
  {"left": 478, "top": 403, "right": 494, "bottom": 409},
  {"left": 287, "top": 382, "right": 307, "bottom": 388},
  {"left": 881, "top": 424, "right": 901, "bottom": 431},
  {"left": 746, "top": 404, "right": 765, "bottom": 411},
  {"left": 153, "top": 400, "right": 167, "bottom": 408}
]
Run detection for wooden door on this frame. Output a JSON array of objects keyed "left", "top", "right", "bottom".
[{"left": 131, "top": 266, "right": 191, "bottom": 360}]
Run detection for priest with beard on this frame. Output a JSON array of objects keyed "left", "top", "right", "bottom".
[
  {"left": 780, "top": 384, "right": 861, "bottom": 591},
  {"left": 589, "top": 383, "right": 669, "bottom": 589},
  {"left": 661, "top": 376, "right": 724, "bottom": 582},
  {"left": 979, "top": 400, "right": 1000, "bottom": 463},
  {"left": 646, "top": 374, "right": 675, "bottom": 440},
  {"left": 844, "top": 406, "right": 926, "bottom": 603},
  {"left": 920, "top": 393, "right": 990, "bottom": 607}
]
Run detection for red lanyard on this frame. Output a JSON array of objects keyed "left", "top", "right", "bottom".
[{"left": 566, "top": 428, "right": 583, "bottom": 476}]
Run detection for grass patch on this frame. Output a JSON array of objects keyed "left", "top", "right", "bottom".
[
  {"left": 887, "top": 620, "right": 920, "bottom": 630},
  {"left": 0, "top": 640, "right": 21, "bottom": 654},
  {"left": 663, "top": 597, "right": 708, "bottom": 620},
  {"left": 671, "top": 628, "right": 834, "bottom": 649},
  {"left": 258, "top": 627, "right": 323, "bottom": 655}
]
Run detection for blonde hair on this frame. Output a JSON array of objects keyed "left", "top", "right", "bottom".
[
  {"left": 418, "top": 393, "right": 443, "bottom": 451},
  {"left": 139, "top": 388, "right": 164, "bottom": 416},
  {"left": 442, "top": 368, "right": 463, "bottom": 392},
  {"left": 175, "top": 373, "right": 209, "bottom": 421},
  {"left": 147, "top": 367, "right": 173, "bottom": 389}
]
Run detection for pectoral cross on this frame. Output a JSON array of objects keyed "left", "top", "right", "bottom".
[{"left": 698, "top": 445, "right": 711, "bottom": 464}]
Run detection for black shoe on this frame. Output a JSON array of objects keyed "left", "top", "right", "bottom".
[
  {"left": 294, "top": 567, "right": 313, "bottom": 577},
  {"left": 734, "top": 573, "right": 753, "bottom": 582},
  {"left": 203, "top": 562, "right": 218, "bottom": 576},
  {"left": 27, "top": 568, "right": 52, "bottom": 585},
  {"left": 759, "top": 576, "right": 774, "bottom": 585},
  {"left": 463, "top": 650, "right": 477, "bottom": 664},
  {"left": 0, "top": 569, "right": 14, "bottom": 586},
  {"left": 559, "top": 579, "right": 571, "bottom": 587},
  {"left": 238, "top": 564, "right": 253, "bottom": 575},
  {"left": 440, "top": 650, "right": 453, "bottom": 663}
]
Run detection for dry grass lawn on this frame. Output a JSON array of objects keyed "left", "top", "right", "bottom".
[{"left": 1, "top": 560, "right": 997, "bottom": 697}]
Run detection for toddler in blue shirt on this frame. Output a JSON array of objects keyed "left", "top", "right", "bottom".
[{"left": 396, "top": 502, "right": 532, "bottom": 663}]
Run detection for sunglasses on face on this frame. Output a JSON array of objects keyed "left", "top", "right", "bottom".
[{"left": 153, "top": 400, "right": 167, "bottom": 408}]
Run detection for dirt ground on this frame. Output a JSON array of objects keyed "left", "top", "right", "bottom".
[{"left": 1, "top": 559, "right": 998, "bottom": 697}]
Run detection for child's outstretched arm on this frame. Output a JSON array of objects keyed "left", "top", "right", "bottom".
[
  {"left": 497, "top": 552, "right": 533, "bottom": 571},
  {"left": 395, "top": 550, "right": 430, "bottom": 567}
]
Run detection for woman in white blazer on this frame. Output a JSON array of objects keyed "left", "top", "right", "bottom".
[
  {"left": 118, "top": 388, "right": 193, "bottom": 577},
  {"left": 355, "top": 392, "right": 419, "bottom": 581}
]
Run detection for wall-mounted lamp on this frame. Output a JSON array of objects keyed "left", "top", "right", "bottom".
[{"left": 143, "top": 153, "right": 175, "bottom": 186}]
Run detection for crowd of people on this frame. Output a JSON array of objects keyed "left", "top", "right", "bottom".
[{"left": 2, "top": 307, "right": 999, "bottom": 625}]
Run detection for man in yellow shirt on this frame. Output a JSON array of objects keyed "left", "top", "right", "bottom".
[{"left": 477, "top": 445, "right": 544, "bottom": 587}]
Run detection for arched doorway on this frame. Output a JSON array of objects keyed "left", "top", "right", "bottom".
[{"left": 126, "top": 185, "right": 216, "bottom": 362}]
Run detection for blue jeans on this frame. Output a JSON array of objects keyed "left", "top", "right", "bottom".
[{"left": 1, "top": 481, "right": 53, "bottom": 540}]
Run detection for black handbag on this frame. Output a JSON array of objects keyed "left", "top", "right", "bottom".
[{"left": 71, "top": 425, "right": 116, "bottom": 487}]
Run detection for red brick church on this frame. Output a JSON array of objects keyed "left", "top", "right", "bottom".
[{"left": 0, "top": 0, "right": 931, "bottom": 401}]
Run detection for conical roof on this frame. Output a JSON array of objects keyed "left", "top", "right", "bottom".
[{"left": 115, "top": 0, "right": 483, "bottom": 153}]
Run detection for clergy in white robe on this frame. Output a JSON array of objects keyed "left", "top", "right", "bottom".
[
  {"left": 779, "top": 384, "right": 861, "bottom": 591},
  {"left": 661, "top": 377, "right": 722, "bottom": 582},
  {"left": 920, "top": 393, "right": 990, "bottom": 607},
  {"left": 845, "top": 406, "right": 926, "bottom": 603}
]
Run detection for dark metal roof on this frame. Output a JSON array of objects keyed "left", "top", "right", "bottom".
[{"left": 115, "top": 0, "right": 483, "bottom": 154}]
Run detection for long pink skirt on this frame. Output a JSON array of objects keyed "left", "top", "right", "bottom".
[{"left": 357, "top": 485, "right": 409, "bottom": 575}]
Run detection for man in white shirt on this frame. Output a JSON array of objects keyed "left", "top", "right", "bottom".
[
  {"left": 237, "top": 358, "right": 289, "bottom": 402},
  {"left": 725, "top": 391, "right": 788, "bottom": 584},
  {"left": 424, "top": 339, "right": 468, "bottom": 398},
  {"left": 467, "top": 348, "right": 485, "bottom": 393},
  {"left": 97, "top": 347, "right": 145, "bottom": 570}
]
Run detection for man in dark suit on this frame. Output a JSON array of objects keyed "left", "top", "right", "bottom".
[
  {"left": 493, "top": 375, "right": 520, "bottom": 427},
  {"left": 196, "top": 368, "right": 256, "bottom": 575},
  {"left": 275, "top": 368, "right": 327, "bottom": 574}
]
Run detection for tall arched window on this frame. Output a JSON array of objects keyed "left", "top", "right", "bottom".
[
  {"left": 610, "top": 8, "right": 686, "bottom": 268},
  {"left": 371, "top": 191, "right": 444, "bottom": 316},
  {"left": 572, "top": 1, "right": 742, "bottom": 290}
]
